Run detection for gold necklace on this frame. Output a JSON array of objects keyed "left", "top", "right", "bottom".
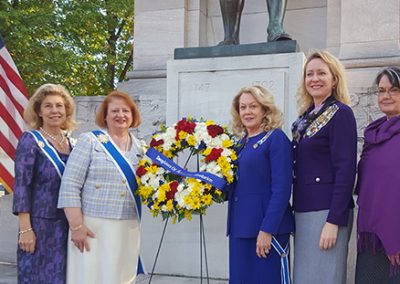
[{"left": 40, "top": 127, "right": 66, "bottom": 149}]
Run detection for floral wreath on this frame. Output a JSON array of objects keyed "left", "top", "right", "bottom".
[{"left": 136, "top": 118, "right": 237, "bottom": 223}]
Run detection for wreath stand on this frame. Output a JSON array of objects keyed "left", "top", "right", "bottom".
[{"left": 147, "top": 151, "right": 211, "bottom": 284}]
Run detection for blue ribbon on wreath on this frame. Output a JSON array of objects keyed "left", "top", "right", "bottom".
[{"left": 146, "top": 147, "right": 227, "bottom": 189}]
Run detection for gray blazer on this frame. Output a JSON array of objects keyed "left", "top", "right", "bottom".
[{"left": 58, "top": 131, "right": 143, "bottom": 220}]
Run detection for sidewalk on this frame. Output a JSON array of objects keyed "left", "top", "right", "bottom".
[{"left": 0, "top": 262, "right": 228, "bottom": 284}]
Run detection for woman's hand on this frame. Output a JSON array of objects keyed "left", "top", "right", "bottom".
[
  {"left": 70, "top": 225, "right": 95, "bottom": 253},
  {"left": 319, "top": 222, "right": 339, "bottom": 250},
  {"left": 64, "top": 208, "right": 95, "bottom": 252},
  {"left": 18, "top": 230, "right": 36, "bottom": 253},
  {"left": 388, "top": 252, "right": 400, "bottom": 266},
  {"left": 256, "top": 230, "right": 272, "bottom": 258}
]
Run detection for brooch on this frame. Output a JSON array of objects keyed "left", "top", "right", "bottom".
[
  {"left": 96, "top": 134, "right": 109, "bottom": 144},
  {"left": 37, "top": 141, "right": 45, "bottom": 148},
  {"left": 305, "top": 104, "right": 339, "bottom": 138},
  {"left": 253, "top": 130, "right": 274, "bottom": 149}
]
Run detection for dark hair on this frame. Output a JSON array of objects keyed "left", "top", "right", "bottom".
[{"left": 375, "top": 67, "right": 400, "bottom": 87}]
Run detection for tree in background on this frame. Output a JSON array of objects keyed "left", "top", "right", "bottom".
[{"left": 0, "top": 0, "right": 134, "bottom": 96}]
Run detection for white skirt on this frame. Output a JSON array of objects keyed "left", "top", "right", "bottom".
[{"left": 66, "top": 215, "right": 140, "bottom": 284}]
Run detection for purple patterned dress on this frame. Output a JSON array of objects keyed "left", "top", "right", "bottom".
[{"left": 13, "top": 132, "right": 70, "bottom": 284}]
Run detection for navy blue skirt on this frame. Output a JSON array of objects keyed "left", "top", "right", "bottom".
[{"left": 229, "top": 234, "right": 290, "bottom": 284}]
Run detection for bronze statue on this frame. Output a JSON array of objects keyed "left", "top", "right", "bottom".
[{"left": 218, "top": 0, "right": 291, "bottom": 45}]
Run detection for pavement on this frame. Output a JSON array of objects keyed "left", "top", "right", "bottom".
[
  {"left": 0, "top": 195, "right": 228, "bottom": 284},
  {"left": 0, "top": 262, "right": 228, "bottom": 284}
]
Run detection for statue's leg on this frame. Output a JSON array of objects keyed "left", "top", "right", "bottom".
[
  {"left": 218, "top": 0, "right": 245, "bottom": 45},
  {"left": 266, "top": 0, "right": 291, "bottom": 41}
]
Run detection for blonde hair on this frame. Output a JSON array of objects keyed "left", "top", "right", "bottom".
[
  {"left": 24, "top": 83, "right": 76, "bottom": 131},
  {"left": 231, "top": 85, "right": 283, "bottom": 136},
  {"left": 297, "top": 50, "right": 350, "bottom": 114},
  {"left": 95, "top": 90, "right": 141, "bottom": 129}
]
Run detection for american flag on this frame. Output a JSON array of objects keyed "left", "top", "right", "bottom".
[{"left": 0, "top": 37, "right": 28, "bottom": 193}]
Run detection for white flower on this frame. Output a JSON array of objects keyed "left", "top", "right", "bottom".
[
  {"left": 136, "top": 118, "right": 236, "bottom": 222},
  {"left": 149, "top": 177, "right": 161, "bottom": 189}
]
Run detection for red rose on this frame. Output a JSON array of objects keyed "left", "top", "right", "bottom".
[
  {"left": 136, "top": 166, "right": 147, "bottom": 177},
  {"left": 175, "top": 119, "right": 196, "bottom": 134},
  {"left": 205, "top": 148, "right": 223, "bottom": 162},
  {"left": 207, "top": 124, "right": 224, "bottom": 138},
  {"left": 166, "top": 181, "right": 179, "bottom": 200},
  {"left": 150, "top": 138, "right": 164, "bottom": 147}
]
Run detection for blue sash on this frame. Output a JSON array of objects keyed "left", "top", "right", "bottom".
[
  {"left": 146, "top": 147, "right": 227, "bottom": 189},
  {"left": 91, "top": 130, "right": 146, "bottom": 274},
  {"left": 91, "top": 130, "right": 141, "bottom": 218},
  {"left": 271, "top": 237, "right": 291, "bottom": 284},
  {"left": 29, "top": 130, "right": 65, "bottom": 178}
]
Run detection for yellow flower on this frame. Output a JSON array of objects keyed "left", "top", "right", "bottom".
[
  {"left": 205, "top": 120, "right": 215, "bottom": 126},
  {"left": 166, "top": 200, "right": 174, "bottom": 211},
  {"left": 203, "top": 147, "right": 212, "bottom": 156},
  {"left": 188, "top": 179, "right": 202, "bottom": 195},
  {"left": 230, "top": 152, "right": 237, "bottom": 161},
  {"left": 178, "top": 131, "right": 187, "bottom": 140},
  {"left": 163, "top": 150, "right": 173, "bottom": 158},
  {"left": 152, "top": 202, "right": 160, "bottom": 210},
  {"left": 187, "top": 135, "right": 196, "bottom": 146},
  {"left": 184, "top": 195, "right": 192, "bottom": 206},
  {"left": 146, "top": 165, "right": 159, "bottom": 174},
  {"left": 222, "top": 139, "right": 233, "bottom": 148},
  {"left": 157, "top": 190, "right": 166, "bottom": 202},
  {"left": 202, "top": 194, "right": 213, "bottom": 205},
  {"left": 192, "top": 197, "right": 201, "bottom": 209},
  {"left": 138, "top": 159, "right": 148, "bottom": 167},
  {"left": 159, "top": 183, "right": 170, "bottom": 192},
  {"left": 215, "top": 189, "right": 222, "bottom": 196},
  {"left": 138, "top": 186, "right": 153, "bottom": 199},
  {"left": 191, "top": 185, "right": 201, "bottom": 197},
  {"left": 184, "top": 210, "right": 192, "bottom": 221}
]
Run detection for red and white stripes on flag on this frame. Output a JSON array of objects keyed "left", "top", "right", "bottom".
[{"left": 0, "top": 37, "right": 28, "bottom": 193}]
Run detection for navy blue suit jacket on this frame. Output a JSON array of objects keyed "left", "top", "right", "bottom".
[
  {"left": 227, "top": 129, "right": 295, "bottom": 238},
  {"left": 293, "top": 102, "right": 357, "bottom": 226}
]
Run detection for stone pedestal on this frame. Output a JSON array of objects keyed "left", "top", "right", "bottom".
[
  {"left": 0, "top": 195, "right": 18, "bottom": 263},
  {"left": 167, "top": 52, "right": 306, "bottom": 134}
]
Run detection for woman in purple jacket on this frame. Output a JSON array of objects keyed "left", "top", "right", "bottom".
[
  {"left": 291, "top": 51, "right": 357, "bottom": 284},
  {"left": 13, "top": 84, "right": 76, "bottom": 284},
  {"left": 355, "top": 67, "right": 400, "bottom": 283}
]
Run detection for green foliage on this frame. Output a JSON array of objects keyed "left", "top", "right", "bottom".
[{"left": 0, "top": 0, "right": 134, "bottom": 97}]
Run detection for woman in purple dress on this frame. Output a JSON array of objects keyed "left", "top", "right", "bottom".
[
  {"left": 13, "top": 83, "right": 76, "bottom": 284},
  {"left": 355, "top": 67, "right": 400, "bottom": 283}
]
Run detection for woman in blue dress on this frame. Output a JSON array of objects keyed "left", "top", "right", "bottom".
[
  {"left": 228, "top": 85, "right": 294, "bottom": 284},
  {"left": 13, "top": 84, "right": 76, "bottom": 284}
]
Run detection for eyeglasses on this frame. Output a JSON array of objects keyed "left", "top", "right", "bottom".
[{"left": 376, "top": 87, "right": 400, "bottom": 97}]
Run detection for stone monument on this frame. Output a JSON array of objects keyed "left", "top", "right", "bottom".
[{"left": 70, "top": 1, "right": 400, "bottom": 283}]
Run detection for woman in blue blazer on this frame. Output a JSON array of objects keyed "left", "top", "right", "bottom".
[
  {"left": 228, "top": 85, "right": 294, "bottom": 284},
  {"left": 291, "top": 51, "right": 357, "bottom": 284}
]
